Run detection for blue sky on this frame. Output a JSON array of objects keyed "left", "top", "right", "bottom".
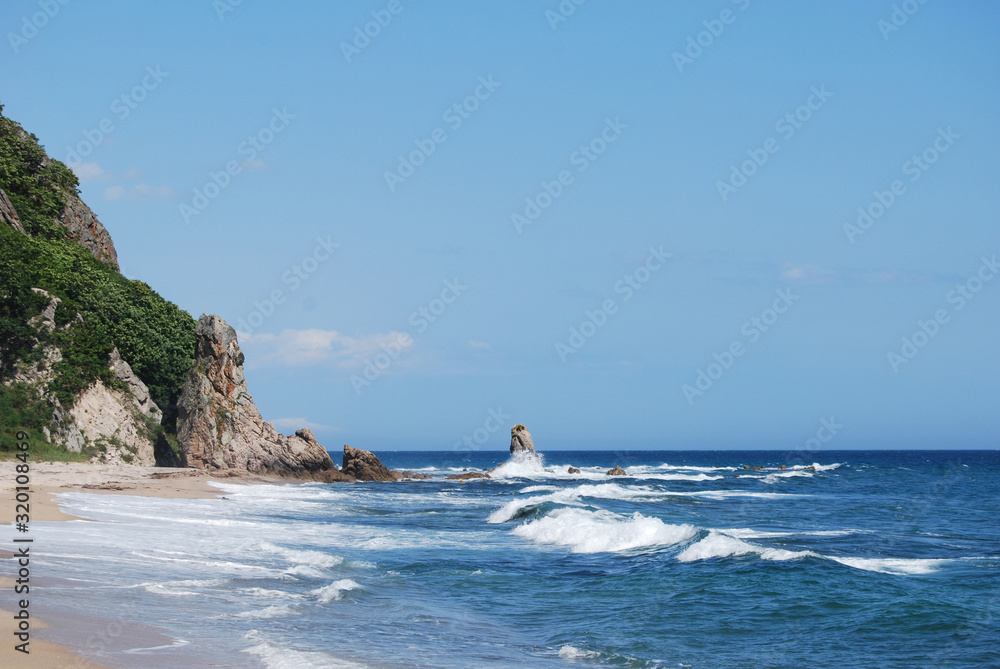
[{"left": 2, "top": 1, "right": 998, "bottom": 451}]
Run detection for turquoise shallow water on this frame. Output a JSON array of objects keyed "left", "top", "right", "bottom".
[{"left": 11, "top": 450, "right": 1000, "bottom": 668}]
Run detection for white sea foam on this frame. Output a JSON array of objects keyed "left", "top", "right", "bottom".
[
  {"left": 255, "top": 541, "right": 344, "bottom": 569},
  {"left": 720, "top": 528, "right": 858, "bottom": 539},
  {"left": 487, "top": 483, "right": 661, "bottom": 524},
  {"left": 244, "top": 634, "right": 371, "bottom": 668},
  {"left": 828, "top": 557, "right": 947, "bottom": 575},
  {"left": 313, "top": 579, "right": 361, "bottom": 603},
  {"left": 559, "top": 645, "right": 601, "bottom": 659},
  {"left": 513, "top": 508, "right": 697, "bottom": 554},
  {"left": 229, "top": 604, "right": 297, "bottom": 620},
  {"left": 283, "top": 565, "right": 331, "bottom": 580},
  {"left": 489, "top": 451, "right": 550, "bottom": 479},
  {"left": 677, "top": 532, "right": 814, "bottom": 562},
  {"left": 242, "top": 587, "right": 303, "bottom": 600}
]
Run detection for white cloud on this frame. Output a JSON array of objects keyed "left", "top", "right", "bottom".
[
  {"left": 103, "top": 184, "right": 177, "bottom": 201},
  {"left": 72, "top": 162, "right": 111, "bottom": 183},
  {"left": 239, "top": 328, "right": 413, "bottom": 368},
  {"left": 468, "top": 340, "right": 491, "bottom": 350},
  {"left": 270, "top": 417, "right": 338, "bottom": 433},
  {"left": 781, "top": 264, "right": 837, "bottom": 283}
]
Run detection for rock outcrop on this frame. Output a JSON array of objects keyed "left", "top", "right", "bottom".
[
  {"left": 176, "top": 314, "right": 346, "bottom": 480},
  {"left": 606, "top": 465, "right": 627, "bottom": 476},
  {"left": 0, "top": 187, "right": 24, "bottom": 234},
  {"left": 341, "top": 445, "right": 396, "bottom": 482},
  {"left": 568, "top": 467, "right": 581, "bottom": 474},
  {"left": 510, "top": 424, "right": 535, "bottom": 455},
  {"left": 58, "top": 189, "right": 119, "bottom": 269},
  {"left": 447, "top": 471, "right": 490, "bottom": 480}
]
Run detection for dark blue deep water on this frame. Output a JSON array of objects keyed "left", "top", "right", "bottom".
[{"left": 17, "top": 450, "right": 1000, "bottom": 668}]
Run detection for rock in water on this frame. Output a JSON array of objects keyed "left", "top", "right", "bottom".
[
  {"left": 568, "top": 467, "right": 581, "bottom": 474},
  {"left": 510, "top": 424, "right": 535, "bottom": 455},
  {"left": 177, "top": 314, "right": 344, "bottom": 480},
  {"left": 342, "top": 445, "right": 397, "bottom": 482},
  {"left": 606, "top": 465, "right": 627, "bottom": 476},
  {"left": 447, "top": 471, "right": 491, "bottom": 480}
]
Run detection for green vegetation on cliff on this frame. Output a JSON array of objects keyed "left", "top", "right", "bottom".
[{"left": 0, "top": 106, "right": 196, "bottom": 456}]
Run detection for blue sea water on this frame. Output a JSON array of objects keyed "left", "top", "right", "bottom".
[{"left": 12, "top": 450, "right": 1000, "bottom": 668}]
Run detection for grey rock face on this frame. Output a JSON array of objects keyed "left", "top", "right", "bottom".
[
  {"left": 177, "top": 314, "right": 343, "bottom": 480},
  {"left": 109, "top": 348, "right": 162, "bottom": 425},
  {"left": 58, "top": 189, "right": 119, "bottom": 269},
  {"left": 0, "top": 187, "right": 24, "bottom": 234},
  {"left": 510, "top": 423, "right": 535, "bottom": 455}
]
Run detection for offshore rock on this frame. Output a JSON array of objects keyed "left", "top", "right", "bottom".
[
  {"left": 568, "top": 467, "right": 581, "bottom": 474},
  {"left": 509, "top": 423, "right": 535, "bottom": 455},
  {"left": 341, "top": 444, "right": 397, "bottom": 482},
  {"left": 177, "top": 314, "right": 342, "bottom": 480},
  {"left": 447, "top": 471, "right": 490, "bottom": 480},
  {"left": 606, "top": 465, "right": 627, "bottom": 476}
]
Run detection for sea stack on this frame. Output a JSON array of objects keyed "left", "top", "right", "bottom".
[
  {"left": 510, "top": 424, "right": 535, "bottom": 455},
  {"left": 177, "top": 314, "right": 346, "bottom": 481}
]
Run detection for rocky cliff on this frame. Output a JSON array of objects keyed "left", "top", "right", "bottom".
[
  {"left": 176, "top": 314, "right": 350, "bottom": 481},
  {"left": 57, "top": 188, "right": 119, "bottom": 269}
]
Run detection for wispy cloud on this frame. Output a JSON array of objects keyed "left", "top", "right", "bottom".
[
  {"left": 239, "top": 328, "right": 413, "bottom": 368},
  {"left": 270, "top": 417, "right": 339, "bottom": 433},
  {"left": 103, "top": 184, "right": 177, "bottom": 201},
  {"left": 72, "top": 162, "right": 111, "bottom": 183},
  {"left": 468, "top": 340, "right": 491, "bottom": 350},
  {"left": 780, "top": 264, "right": 838, "bottom": 283}
]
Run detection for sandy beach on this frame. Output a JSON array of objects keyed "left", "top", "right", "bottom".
[{"left": 1, "top": 462, "right": 287, "bottom": 668}]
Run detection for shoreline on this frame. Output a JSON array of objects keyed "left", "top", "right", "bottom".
[{"left": 1, "top": 462, "right": 288, "bottom": 668}]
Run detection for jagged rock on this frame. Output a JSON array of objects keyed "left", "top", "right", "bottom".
[
  {"left": 0, "top": 187, "right": 24, "bottom": 234},
  {"left": 176, "top": 314, "right": 342, "bottom": 480},
  {"left": 58, "top": 188, "right": 119, "bottom": 269},
  {"left": 69, "top": 378, "right": 157, "bottom": 465},
  {"left": 400, "top": 470, "right": 432, "bottom": 480},
  {"left": 510, "top": 423, "right": 535, "bottom": 455},
  {"left": 447, "top": 471, "right": 490, "bottom": 480},
  {"left": 109, "top": 348, "right": 162, "bottom": 424},
  {"left": 606, "top": 465, "right": 627, "bottom": 476},
  {"left": 568, "top": 467, "right": 581, "bottom": 474},
  {"left": 341, "top": 444, "right": 397, "bottom": 482}
]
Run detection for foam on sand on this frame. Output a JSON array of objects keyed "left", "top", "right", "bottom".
[{"left": 513, "top": 507, "right": 697, "bottom": 554}]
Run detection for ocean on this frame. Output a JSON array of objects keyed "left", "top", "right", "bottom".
[{"left": 20, "top": 450, "right": 1000, "bottom": 668}]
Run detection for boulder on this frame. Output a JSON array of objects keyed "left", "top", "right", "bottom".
[
  {"left": 606, "top": 465, "right": 627, "bottom": 476},
  {"left": 341, "top": 444, "right": 397, "bottom": 482},
  {"left": 177, "top": 314, "right": 342, "bottom": 480},
  {"left": 447, "top": 471, "right": 490, "bottom": 480},
  {"left": 510, "top": 423, "right": 535, "bottom": 454},
  {"left": 568, "top": 467, "right": 581, "bottom": 474}
]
